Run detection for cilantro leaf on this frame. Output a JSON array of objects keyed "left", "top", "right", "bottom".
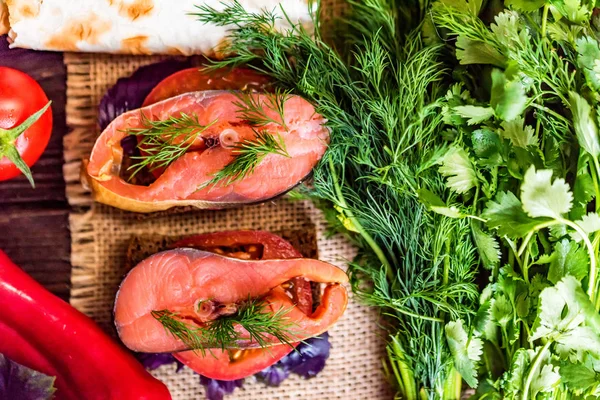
[
  {"left": 560, "top": 361, "right": 600, "bottom": 391},
  {"left": 521, "top": 166, "right": 573, "bottom": 219},
  {"left": 483, "top": 191, "right": 545, "bottom": 238},
  {"left": 439, "top": 146, "right": 478, "bottom": 194},
  {"left": 490, "top": 69, "right": 529, "bottom": 122},
  {"left": 455, "top": 36, "right": 506, "bottom": 67},
  {"left": 417, "top": 188, "right": 465, "bottom": 218},
  {"left": 490, "top": 11, "right": 523, "bottom": 49},
  {"left": 437, "top": 0, "right": 483, "bottom": 15},
  {"left": 573, "top": 155, "right": 595, "bottom": 214},
  {"left": 0, "top": 354, "right": 56, "bottom": 400},
  {"left": 552, "top": 0, "right": 591, "bottom": 23},
  {"left": 571, "top": 212, "right": 600, "bottom": 242},
  {"left": 531, "top": 277, "right": 600, "bottom": 359},
  {"left": 506, "top": 0, "right": 545, "bottom": 12},
  {"left": 576, "top": 36, "right": 600, "bottom": 91},
  {"left": 501, "top": 349, "right": 529, "bottom": 396},
  {"left": 472, "top": 224, "right": 500, "bottom": 269},
  {"left": 548, "top": 239, "right": 589, "bottom": 284},
  {"left": 445, "top": 320, "right": 483, "bottom": 388},
  {"left": 491, "top": 294, "right": 513, "bottom": 328},
  {"left": 452, "top": 105, "right": 495, "bottom": 125},
  {"left": 500, "top": 117, "right": 537, "bottom": 148},
  {"left": 569, "top": 91, "right": 600, "bottom": 157},
  {"left": 530, "top": 364, "right": 560, "bottom": 395}
]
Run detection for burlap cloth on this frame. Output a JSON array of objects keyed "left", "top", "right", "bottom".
[{"left": 62, "top": 3, "right": 392, "bottom": 398}]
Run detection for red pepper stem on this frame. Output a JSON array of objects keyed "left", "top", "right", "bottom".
[{"left": 0, "top": 101, "right": 51, "bottom": 187}]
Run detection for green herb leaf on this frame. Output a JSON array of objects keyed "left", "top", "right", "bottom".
[
  {"left": 521, "top": 166, "right": 573, "bottom": 219},
  {"left": 552, "top": 0, "right": 591, "bottom": 23},
  {"left": 445, "top": 320, "right": 483, "bottom": 388},
  {"left": 152, "top": 297, "right": 296, "bottom": 354},
  {"left": 417, "top": 188, "right": 465, "bottom": 218},
  {"left": 483, "top": 191, "right": 543, "bottom": 238},
  {"left": 127, "top": 112, "right": 217, "bottom": 179},
  {"left": 472, "top": 224, "right": 500, "bottom": 269},
  {"left": 439, "top": 146, "right": 478, "bottom": 194},
  {"left": 500, "top": 117, "right": 537, "bottom": 148},
  {"left": 505, "top": 0, "right": 545, "bottom": 12},
  {"left": 531, "top": 277, "right": 600, "bottom": 358},
  {"left": 530, "top": 363, "right": 560, "bottom": 395},
  {"left": 455, "top": 36, "right": 506, "bottom": 67},
  {"left": 570, "top": 212, "right": 600, "bottom": 242},
  {"left": 202, "top": 130, "right": 290, "bottom": 188},
  {"left": 548, "top": 239, "right": 589, "bottom": 284},
  {"left": 569, "top": 91, "right": 600, "bottom": 157},
  {"left": 491, "top": 294, "right": 513, "bottom": 328},
  {"left": 501, "top": 349, "right": 529, "bottom": 396},
  {"left": 560, "top": 361, "right": 600, "bottom": 391},
  {"left": 576, "top": 36, "right": 600, "bottom": 91},
  {"left": 453, "top": 105, "right": 495, "bottom": 125},
  {"left": 490, "top": 69, "right": 528, "bottom": 122}
]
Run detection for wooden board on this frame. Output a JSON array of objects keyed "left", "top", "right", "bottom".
[{"left": 0, "top": 38, "right": 70, "bottom": 300}]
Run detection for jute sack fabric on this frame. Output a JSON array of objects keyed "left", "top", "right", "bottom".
[{"left": 62, "top": 2, "right": 393, "bottom": 398}]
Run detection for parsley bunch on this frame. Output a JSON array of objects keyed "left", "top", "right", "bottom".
[{"left": 431, "top": 0, "right": 600, "bottom": 397}]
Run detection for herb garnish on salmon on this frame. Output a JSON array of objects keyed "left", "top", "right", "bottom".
[{"left": 152, "top": 297, "right": 297, "bottom": 355}]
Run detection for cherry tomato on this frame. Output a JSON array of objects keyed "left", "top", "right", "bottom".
[{"left": 0, "top": 67, "right": 52, "bottom": 186}]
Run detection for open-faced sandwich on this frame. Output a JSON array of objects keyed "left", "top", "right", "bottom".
[
  {"left": 114, "top": 230, "right": 347, "bottom": 398},
  {"left": 83, "top": 64, "right": 329, "bottom": 213}
]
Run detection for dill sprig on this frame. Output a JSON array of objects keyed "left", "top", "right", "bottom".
[
  {"left": 233, "top": 90, "right": 291, "bottom": 130},
  {"left": 126, "top": 112, "right": 216, "bottom": 179},
  {"left": 201, "top": 130, "right": 290, "bottom": 188},
  {"left": 151, "top": 297, "right": 296, "bottom": 355}
]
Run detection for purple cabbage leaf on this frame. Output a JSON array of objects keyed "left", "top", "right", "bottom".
[
  {"left": 0, "top": 353, "right": 56, "bottom": 400},
  {"left": 98, "top": 59, "right": 192, "bottom": 130}
]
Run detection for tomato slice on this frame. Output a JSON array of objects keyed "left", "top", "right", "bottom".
[
  {"left": 171, "top": 230, "right": 312, "bottom": 381},
  {"left": 142, "top": 67, "right": 271, "bottom": 107},
  {"left": 138, "top": 67, "right": 271, "bottom": 179},
  {"left": 175, "top": 344, "right": 294, "bottom": 381}
]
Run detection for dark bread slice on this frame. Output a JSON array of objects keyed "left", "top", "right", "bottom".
[{"left": 124, "top": 225, "right": 322, "bottom": 306}]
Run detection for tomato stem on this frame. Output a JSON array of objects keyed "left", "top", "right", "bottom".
[{"left": 0, "top": 101, "right": 51, "bottom": 188}]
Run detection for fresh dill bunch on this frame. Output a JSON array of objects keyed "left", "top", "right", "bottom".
[
  {"left": 127, "top": 112, "right": 216, "bottom": 179},
  {"left": 152, "top": 297, "right": 296, "bottom": 355},
  {"left": 233, "top": 90, "right": 291, "bottom": 130},
  {"left": 196, "top": 0, "right": 480, "bottom": 398},
  {"left": 202, "top": 129, "right": 290, "bottom": 188}
]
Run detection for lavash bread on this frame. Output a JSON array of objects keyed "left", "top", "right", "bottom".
[
  {"left": 0, "top": 1, "right": 8, "bottom": 35},
  {"left": 3, "top": 0, "right": 311, "bottom": 56}
]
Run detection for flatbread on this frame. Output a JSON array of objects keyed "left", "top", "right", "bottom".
[
  {"left": 5, "top": 0, "right": 311, "bottom": 56},
  {"left": 0, "top": 0, "right": 9, "bottom": 35}
]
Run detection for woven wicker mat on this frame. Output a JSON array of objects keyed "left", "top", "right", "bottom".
[{"left": 62, "top": 3, "right": 392, "bottom": 398}]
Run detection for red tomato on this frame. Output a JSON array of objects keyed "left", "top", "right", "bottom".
[
  {"left": 0, "top": 67, "right": 52, "bottom": 184},
  {"left": 174, "top": 344, "right": 294, "bottom": 381},
  {"left": 142, "top": 67, "right": 271, "bottom": 107}
]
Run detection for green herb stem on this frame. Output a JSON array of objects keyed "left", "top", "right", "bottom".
[
  {"left": 592, "top": 156, "right": 600, "bottom": 213},
  {"left": 521, "top": 340, "right": 552, "bottom": 400},
  {"left": 328, "top": 157, "right": 393, "bottom": 280},
  {"left": 559, "top": 218, "right": 597, "bottom": 302}
]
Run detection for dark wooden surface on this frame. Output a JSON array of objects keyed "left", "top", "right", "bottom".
[{"left": 0, "top": 42, "right": 71, "bottom": 300}]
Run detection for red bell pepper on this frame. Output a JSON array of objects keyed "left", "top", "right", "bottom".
[{"left": 0, "top": 250, "right": 172, "bottom": 400}]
